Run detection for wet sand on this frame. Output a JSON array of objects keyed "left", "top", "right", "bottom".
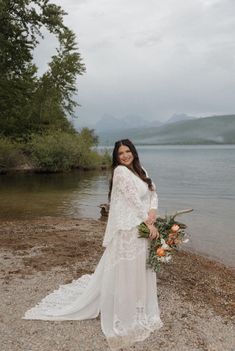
[{"left": 0, "top": 217, "right": 234, "bottom": 351}]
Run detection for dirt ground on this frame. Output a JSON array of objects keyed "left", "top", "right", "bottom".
[{"left": 0, "top": 217, "right": 234, "bottom": 351}]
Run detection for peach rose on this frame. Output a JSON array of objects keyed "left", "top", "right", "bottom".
[
  {"left": 171, "top": 224, "right": 180, "bottom": 233},
  {"left": 156, "top": 247, "right": 166, "bottom": 257}
]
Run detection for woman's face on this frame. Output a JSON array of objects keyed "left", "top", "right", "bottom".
[{"left": 117, "top": 145, "right": 134, "bottom": 167}]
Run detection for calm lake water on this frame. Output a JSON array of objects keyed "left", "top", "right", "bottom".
[{"left": 0, "top": 145, "right": 234, "bottom": 268}]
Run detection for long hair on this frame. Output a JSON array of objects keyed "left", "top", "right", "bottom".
[{"left": 108, "top": 139, "right": 155, "bottom": 202}]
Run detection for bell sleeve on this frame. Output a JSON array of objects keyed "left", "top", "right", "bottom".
[
  {"left": 141, "top": 166, "right": 158, "bottom": 210},
  {"left": 102, "top": 165, "right": 148, "bottom": 247},
  {"left": 149, "top": 182, "right": 158, "bottom": 210},
  {"left": 112, "top": 165, "right": 148, "bottom": 220}
]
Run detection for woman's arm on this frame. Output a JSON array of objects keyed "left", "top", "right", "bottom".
[
  {"left": 113, "top": 166, "right": 159, "bottom": 240},
  {"left": 146, "top": 183, "right": 159, "bottom": 238},
  {"left": 142, "top": 166, "right": 158, "bottom": 224},
  {"left": 113, "top": 166, "right": 148, "bottom": 221},
  {"left": 148, "top": 182, "right": 158, "bottom": 221}
]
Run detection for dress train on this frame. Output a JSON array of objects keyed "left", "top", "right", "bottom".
[
  {"left": 23, "top": 228, "right": 163, "bottom": 350},
  {"left": 23, "top": 165, "right": 164, "bottom": 350}
]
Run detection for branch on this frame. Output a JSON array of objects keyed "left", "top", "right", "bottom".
[{"left": 172, "top": 208, "right": 194, "bottom": 220}]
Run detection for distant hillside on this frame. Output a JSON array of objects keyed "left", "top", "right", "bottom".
[
  {"left": 95, "top": 114, "right": 162, "bottom": 132},
  {"left": 98, "top": 115, "right": 235, "bottom": 145},
  {"left": 165, "top": 113, "right": 197, "bottom": 124}
]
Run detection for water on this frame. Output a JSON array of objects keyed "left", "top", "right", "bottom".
[
  {"left": 136, "top": 145, "right": 235, "bottom": 268},
  {"left": 0, "top": 170, "right": 109, "bottom": 219},
  {"left": 0, "top": 145, "right": 234, "bottom": 268}
]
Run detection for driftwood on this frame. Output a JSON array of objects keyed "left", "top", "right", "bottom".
[
  {"left": 171, "top": 208, "right": 194, "bottom": 219},
  {"left": 99, "top": 204, "right": 193, "bottom": 219},
  {"left": 99, "top": 203, "right": 110, "bottom": 217}
]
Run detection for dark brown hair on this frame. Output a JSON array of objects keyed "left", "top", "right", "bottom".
[{"left": 108, "top": 139, "right": 155, "bottom": 201}]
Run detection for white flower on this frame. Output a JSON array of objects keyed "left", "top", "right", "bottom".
[
  {"left": 160, "top": 238, "right": 170, "bottom": 249},
  {"left": 183, "top": 238, "right": 189, "bottom": 243},
  {"left": 157, "top": 255, "right": 172, "bottom": 263},
  {"left": 165, "top": 255, "right": 172, "bottom": 262}
]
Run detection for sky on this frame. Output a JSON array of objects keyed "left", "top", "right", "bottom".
[{"left": 34, "top": 0, "right": 235, "bottom": 128}]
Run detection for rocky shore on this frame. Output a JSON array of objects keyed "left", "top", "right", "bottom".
[{"left": 0, "top": 217, "right": 234, "bottom": 351}]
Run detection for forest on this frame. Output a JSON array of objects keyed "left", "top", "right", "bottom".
[{"left": 0, "top": 0, "right": 110, "bottom": 172}]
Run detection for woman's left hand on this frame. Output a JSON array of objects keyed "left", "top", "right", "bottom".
[{"left": 147, "top": 224, "right": 160, "bottom": 240}]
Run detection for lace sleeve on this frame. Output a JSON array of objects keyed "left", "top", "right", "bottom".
[
  {"left": 141, "top": 166, "right": 158, "bottom": 210},
  {"left": 113, "top": 166, "right": 148, "bottom": 220},
  {"left": 150, "top": 183, "right": 158, "bottom": 210}
]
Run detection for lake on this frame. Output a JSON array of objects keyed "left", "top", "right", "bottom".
[{"left": 0, "top": 144, "right": 234, "bottom": 268}]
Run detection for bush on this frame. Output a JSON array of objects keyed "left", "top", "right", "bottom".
[
  {"left": 100, "top": 149, "right": 112, "bottom": 165},
  {"left": 27, "top": 129, "right": 111, "bottom": 172},
  {"left": 0, "top": 137, "right": 25, "bottom": 170},
  {"left": 28, "top": 131, "right": 78, "bottom": 171}
]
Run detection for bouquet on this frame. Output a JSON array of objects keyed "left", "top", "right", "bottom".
[{"left": 138, "top": 208, "right": 193, "bottom": 272}]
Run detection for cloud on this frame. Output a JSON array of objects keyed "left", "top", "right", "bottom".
[{"left": 34, "top": 0, "right": 235, "bottom": 125}]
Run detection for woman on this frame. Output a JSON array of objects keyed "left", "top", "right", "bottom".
[{"left": 23, "top": 139, "right": 163, "bottom": 350}]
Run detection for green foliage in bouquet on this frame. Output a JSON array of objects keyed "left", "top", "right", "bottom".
[{"left": 138, "top": 209, "right": 193, "bottom": 273}]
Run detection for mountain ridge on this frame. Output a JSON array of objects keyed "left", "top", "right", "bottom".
[{"left": 97, "top": 114, "right": 235, "bottom": 145}]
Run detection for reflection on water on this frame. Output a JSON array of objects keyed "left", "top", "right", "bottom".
[{"left": 0, "top": 170, "right": 110, "bottom": 220}]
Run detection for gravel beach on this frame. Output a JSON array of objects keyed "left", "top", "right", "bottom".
[{"left": 0, "top": 217, "right": 234, "bottom": 351}]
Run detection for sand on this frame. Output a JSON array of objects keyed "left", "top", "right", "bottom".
[{"left": 0, "top": 217, "right": 234, "bottom": 351}]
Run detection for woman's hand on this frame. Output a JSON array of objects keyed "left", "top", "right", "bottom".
[
  {"left": 145, "top": 223, "right": 160, "bottom": 240},
  {"left": 145, "top": 209, "right": 157, "bottom": 226}
]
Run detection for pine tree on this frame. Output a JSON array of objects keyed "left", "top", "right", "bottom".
[{"left": 0, "top": 0, "right": 86, "bottom": 139}]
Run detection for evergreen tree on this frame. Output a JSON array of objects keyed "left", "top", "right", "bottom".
[{"left": 0, "top": 0, "right": 86, "bottom": 139}]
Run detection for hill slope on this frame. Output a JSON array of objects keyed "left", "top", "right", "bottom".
[{"left": 98, "top": 115, "right": 235, "bottom": 145}]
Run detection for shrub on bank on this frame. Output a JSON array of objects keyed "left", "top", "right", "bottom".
[
  {"left": 0, "top": 130, "right": 111, "bottom": 173},
  {"left": 0, "top": 138, "right": 26, "bottom": 171},
  {"left": 27, "top": 130, "right": 111, "bottom": 172},
  {"left": 28, "top": 131, "right": 78, "bottom": 171},
  {"left": 100, "top": 149, "right": 112, "bottom": 165}
]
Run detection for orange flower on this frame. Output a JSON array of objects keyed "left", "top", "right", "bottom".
[
  {"left": 156, "top": 247, "right": 166, "bottom": 257},
  {"left": 171, "top": 224, "right": 180, "bottom": 233},
  {"left": 166, "top": 239, "right": 174, "bottom": 246}
]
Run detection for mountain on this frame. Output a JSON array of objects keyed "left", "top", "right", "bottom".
[
  {"left": 165, "top": 113, "right": 197, "bottom": 124},
  {"left": 95, "top": 114, "right": 162, "bottom": 132},
  {"left": 98, "top": 115, "right": 235, "bottom": 145},
  {"left": 94, "top": 114, "right": 122, "bottom": 132}
]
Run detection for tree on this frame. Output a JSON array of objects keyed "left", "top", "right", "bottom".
[
  {"left": 31, "top": 28, "right": 85, "bottom": 133},
  {"left": 78, "top": 128, "right": 99, "bottom": 147},
  {"left": 0, "top": 0, "right": 86, "bottom": 139}
]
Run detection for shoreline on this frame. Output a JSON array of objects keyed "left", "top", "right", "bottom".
[
  {"left": 178, "top": 245, "right": 235, "bottom": 271},
  {"left": 1, "top": 216, "right": 234, "bottom": 351},
  {"left": 0, "top": 164, "right": 110, "bottom": 175}
]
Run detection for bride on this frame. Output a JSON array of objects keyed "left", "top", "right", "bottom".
[{"left": 23, "top": 138, "right": 163, "bottom": 350}]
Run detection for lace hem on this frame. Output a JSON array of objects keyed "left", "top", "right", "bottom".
[
  {"left": 106, "top": 316, "right": 163, "bottom": 350},
  {"left": 23, "top": 274, "right": 92, "bottom": 320}
]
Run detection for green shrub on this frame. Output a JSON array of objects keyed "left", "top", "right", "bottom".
[
  {"left": 0, "top": 137, "right": 25, "bottom": 170},
  {"left": 0, "top": 130, "right": 111, "bottom": 172},
  {"left": 28, "top": 131, "right": 79, "bottom": 171},
  {"left": 27, "top": 129, "right": 111, "bottom": 172},
  {"left": 100, "top": 149, "right": 112, "bottom": 165},
  {"left": 76, "top": 150, "right": 102, "bottom": 168}
]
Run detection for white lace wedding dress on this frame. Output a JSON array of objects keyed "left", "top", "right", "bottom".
[{"left": 23, "top": 165, "right": 163, "bottom": 350}]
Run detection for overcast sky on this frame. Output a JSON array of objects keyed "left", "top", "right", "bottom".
[{"left": 34, "top": 0, "right": 235, "bottom": 127}]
